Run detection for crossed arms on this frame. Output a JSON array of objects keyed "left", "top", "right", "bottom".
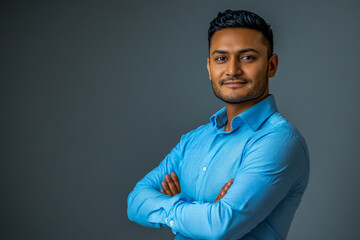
[
  {"left": 160, "top": 172, "right": 233, "bottom": 203},
  {"left": 127, "top": 132, "right": 308, "bottom": 239}
]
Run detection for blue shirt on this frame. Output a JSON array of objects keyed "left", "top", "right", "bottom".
[{"left": 127, "top": 95, "right": 309, "bottom": 239}]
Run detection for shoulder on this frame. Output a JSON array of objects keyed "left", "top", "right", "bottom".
[
  {"left": 251, "top": 111, "right": 308, "bottom": 156},
  {"left": 243, "top": 112, "right": 309, "bottom": 172}
]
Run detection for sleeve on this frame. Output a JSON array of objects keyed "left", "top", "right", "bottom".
[
  {"left": 162, "top": 132, "right": 309, "bottom": 239},
  {"left": 127, "top": 133, "right": 193, "bottom": 228}
]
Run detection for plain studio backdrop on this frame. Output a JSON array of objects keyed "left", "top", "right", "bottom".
[{"left": 1, "top": 0, "right": 359, "bottom": 239}]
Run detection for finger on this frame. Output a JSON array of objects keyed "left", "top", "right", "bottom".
[
  {"left": 160, "top": 189, "right": 164, "bottom": 194},
  {"left": 215, "top": 190, "right": 225, "bottom": 203},
  {"left": 171, "top": 172, "right": 181, "bottom": 192},
  {"left": 165, "top": 174, "right": 179, "bottom": 196},
  {"left": 219, "top": 182, "right": 229, "bottom": 193},
  {"left": 215, "top": 179, "right": 234, "bottom": 203},
  {"left": 218, "top": 185, "right": 226, "bottom": 197},
  {"left": 214, "top": 192, "right": 224, "bottom": 203},
  {"left": 223, "top": 179, "right": 233, "bottom": 190},
  {"left": 222, "top": 179, "right": 233, "bottom": 194},
  {"left": 215, "top": 188, "right": 225, "bottom": 202},
  {"left": 162, "top": 180, "right": 173, "bottom": 196}
]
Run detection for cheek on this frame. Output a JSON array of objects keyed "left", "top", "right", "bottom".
[
  {"left": 245, "top": 62, "right": 268, "bottom": 79},
  {"left": 209, "top": 66, "right": 224, "bottom": 81}
]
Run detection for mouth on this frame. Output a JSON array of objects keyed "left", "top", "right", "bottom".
[{"left": 222, "top": 80, "right": 248, "bottom": 88}]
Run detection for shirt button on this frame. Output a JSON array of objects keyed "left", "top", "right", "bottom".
[
  {"left": 170, "top": 220, "right": 174, "bottom": 226},
  {"left": 202, "top": 167, "right": 207, "bottom": 171},
  {"left": 165, "top": 218, "right": 168, "bottom": 223}
]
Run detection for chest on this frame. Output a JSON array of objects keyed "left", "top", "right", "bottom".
[{"left": 178, "top": 132, "right": 248, "bottom": 202}]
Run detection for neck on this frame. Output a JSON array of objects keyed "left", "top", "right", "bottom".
[{"left": 224, "top": 93, "right": 269, "bottom": 132}]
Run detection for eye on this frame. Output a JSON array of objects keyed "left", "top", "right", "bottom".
[
  {"left": 215, "top": 56, "right": 227, "bottom": 62},
  {"left": 241, "top": 55, "right": 255, "bottom": 62}
]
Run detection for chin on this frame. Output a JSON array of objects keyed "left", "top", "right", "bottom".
[{"left": 219, "top": 92, "right": 267, "bottom": 104}]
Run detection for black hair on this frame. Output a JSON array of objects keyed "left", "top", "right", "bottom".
[{"left": 208, "top": 10, "right": 273, "bottom": 57}]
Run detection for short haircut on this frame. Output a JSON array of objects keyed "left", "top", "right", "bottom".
[{"left": 208, "top": 9, "right": 274, "bottom": 57}]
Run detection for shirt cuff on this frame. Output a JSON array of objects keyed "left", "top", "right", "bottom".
[{"left": 163, "top": 192, "right": 192, "bottom": 231}]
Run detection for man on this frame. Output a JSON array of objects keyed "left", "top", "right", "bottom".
[{"left": 127, "top": 9, "right": 309, "bottom": 240}]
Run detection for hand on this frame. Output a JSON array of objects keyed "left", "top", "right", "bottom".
[
  {"left": 160, "top": 172, "right": 181, "bottom": 197},
  {"left": 214, "top": 179, "right": 233, "bottom": 203}
]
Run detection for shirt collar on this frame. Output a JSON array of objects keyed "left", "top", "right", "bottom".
[{"left": 210, "top": 95, "right": 278, "bottom": 132}]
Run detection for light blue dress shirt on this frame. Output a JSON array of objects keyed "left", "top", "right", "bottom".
[{"left": 127, "top": 95, "right": 309, "bottom": 239}]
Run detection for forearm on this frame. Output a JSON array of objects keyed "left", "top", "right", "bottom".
[
  {"left": 127, "top": 139, "right": 184, "bottom": 227},
  {"left": 164, "top": 197, "right": 261, "bottom": 240},
  {"left": 168, "top": 200, "right": 231, "bottom": 239},
  {"left": 128, "top": 186, "right": 238, "bottom": 238},
  {"left": 127, "top": 181, "right": 169, "bottom": 228},
  {"left": 127, "top": 172, "right": 189, "bottom": 228}
]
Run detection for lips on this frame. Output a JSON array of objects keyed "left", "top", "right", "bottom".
[{"left": 223, "top": 81, "right": 247, "bottom": 88}]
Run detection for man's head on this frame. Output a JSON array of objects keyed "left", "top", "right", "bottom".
[
  {"left": 208, "top": 10, "right": 273, "bottom": 57},
  {"left": 207, "top": 10, "right": 278, "bottom": 104}
]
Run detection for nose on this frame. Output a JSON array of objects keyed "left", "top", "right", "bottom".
[{"left": 226, "top": 57, "right": 242, "bottom": 76}]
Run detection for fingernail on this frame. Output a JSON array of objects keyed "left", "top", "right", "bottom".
[
  {"left": 171, "top": 172, "right": 176, "bottom": 177},
  {"left": 165, "top": 175, "right": 170, "bottom": 180}
]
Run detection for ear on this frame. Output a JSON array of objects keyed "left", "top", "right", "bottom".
[
  {"left": 267, "top": 54, "right": 279, "bottom": 78},
  {"left": 207, "top": 58, "right": 211, "bottom": 81}
]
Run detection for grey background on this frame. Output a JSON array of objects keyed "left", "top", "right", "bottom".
[{"left": 1, "top": 0, "right": 359, "bottom": 239}]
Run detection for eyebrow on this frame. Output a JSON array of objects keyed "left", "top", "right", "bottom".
[{"left": 211, "top": 48, "right": 260, "bottom": 55}]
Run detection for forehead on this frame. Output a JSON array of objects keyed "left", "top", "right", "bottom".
[{"left": 210, "top": 28, "right": 267, "bottom": 53}]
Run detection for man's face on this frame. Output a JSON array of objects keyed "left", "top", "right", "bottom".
[{"left": 207, "top": 28, "right": 278, "bottom": 104}]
